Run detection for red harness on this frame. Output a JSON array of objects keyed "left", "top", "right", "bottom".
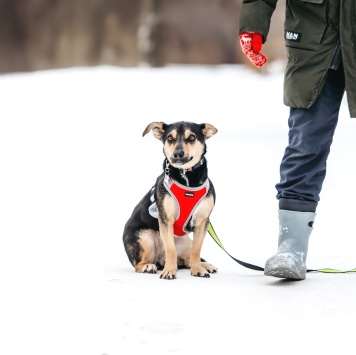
[{"left": 164, "top": 175, "right": 209, "bottom": 237}]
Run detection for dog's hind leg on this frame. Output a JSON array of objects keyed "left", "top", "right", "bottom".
[
  {"left": 175, "top": 235, "right": 192, "bottom": 269},
  {"left": 134, "top": 230, "right": 164, "bottom": 274},
  {"left": 200, "top": 261, "right": 218, "bottom": 274}
]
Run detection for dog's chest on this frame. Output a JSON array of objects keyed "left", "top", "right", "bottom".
[{"left": 164, "top": 176, "right": 209, "bottom": 236}]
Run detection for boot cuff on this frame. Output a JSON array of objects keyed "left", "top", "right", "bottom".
[{"left": 278, "top": 198, "right": 318, "bottom": 213}]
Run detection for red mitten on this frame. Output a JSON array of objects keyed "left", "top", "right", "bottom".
[{"left": 239, "top": 32, "right": 267, "bottom": 68}]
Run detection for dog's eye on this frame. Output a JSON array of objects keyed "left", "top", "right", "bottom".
[
  {"left": 167, "top": 134, "right": 174, "bottom": 141},
  {"left": 188, "top": 134, "right": 196, "bottom": 142}
]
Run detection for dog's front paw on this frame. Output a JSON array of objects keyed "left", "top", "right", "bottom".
[
  {"left": 160, "top": 268, "right": 177, "bottom": 280},
  {"left": 190, "top": 266, "right": 210, "bottom": 278},
  {"left": 191, "top": 262, "right": 218, "bottom": 278},
  {"left": 135, "top": 263, "right": 158, "bottom": 274}
]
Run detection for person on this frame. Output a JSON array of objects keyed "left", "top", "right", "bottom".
[{"left": 238, "top": 0, "right": 356, "bottom": 280}]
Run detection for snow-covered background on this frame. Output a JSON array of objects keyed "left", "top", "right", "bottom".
[{"left": 1, "top": 64, "right": 356, "bottom": 355}]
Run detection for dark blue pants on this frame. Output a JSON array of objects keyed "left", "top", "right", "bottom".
[{"left": 276, "top": 64, "right": 345, "bottom": 212}]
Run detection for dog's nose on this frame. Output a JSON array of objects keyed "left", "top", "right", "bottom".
[{"left": 173, "top": 149, "right": 184, "bottom": 159}]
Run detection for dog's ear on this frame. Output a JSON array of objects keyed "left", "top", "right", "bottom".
[
  {"left": 202, "top": 124, "right": 218, "bottom": 139},
  {"left": 142, "top": 122, "right": 166, "bottom": 140}
]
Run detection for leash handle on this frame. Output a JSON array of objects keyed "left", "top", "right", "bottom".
[{"left": 207, "top": 223, "right": 356, "bottom": 274}]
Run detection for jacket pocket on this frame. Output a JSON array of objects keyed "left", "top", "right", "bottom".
[
  {"left": 298, "top": 0, "right": 324, "bottom": 3},
  {"left": 285, "top": 0, "right": 327, "bottom": 51}
]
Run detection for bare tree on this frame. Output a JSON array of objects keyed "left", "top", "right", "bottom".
[{"left": 0, "top": 0, "right": 284, "bottom": 73}]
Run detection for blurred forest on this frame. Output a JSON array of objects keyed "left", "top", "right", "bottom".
[{"left": 0, "top": 0, "right": 286, "bottom": 73}]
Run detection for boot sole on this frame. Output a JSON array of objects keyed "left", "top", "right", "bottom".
[
  {"left": 264, "top": 267, "right": 305, "bottom": 280},
  {"left": 264, "top": 254, "right": 306, "bottom": 280}
]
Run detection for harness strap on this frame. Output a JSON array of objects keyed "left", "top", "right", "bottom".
[{"left": 207, "top": 223, "right": 356, "bottom": 274}]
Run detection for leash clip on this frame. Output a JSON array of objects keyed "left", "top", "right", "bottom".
[
  {"left": 165, "top": 159, "right": 170, "bottom": 176},
  {"left": 179, "top": 168, "right": 189, "bottom": 187}
]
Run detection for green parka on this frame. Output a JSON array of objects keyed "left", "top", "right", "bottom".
[{"left": 239, "top": 0, "right": 356, "bottom": 118}]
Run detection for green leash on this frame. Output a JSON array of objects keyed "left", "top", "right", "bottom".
[{"left": 207, "top": 223, "right": 356, "bottom": 274}]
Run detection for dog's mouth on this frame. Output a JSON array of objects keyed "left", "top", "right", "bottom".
[{"left": 170, "top": 156, "right": 193, "bottom": 167}]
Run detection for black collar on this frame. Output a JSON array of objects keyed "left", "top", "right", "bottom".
[{"left": 164, "top": 157, "right": 206, "bottom": 187}]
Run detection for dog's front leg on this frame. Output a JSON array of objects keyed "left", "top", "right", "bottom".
[
  {"left": 190, "top": 223, "right": 210, "bottom": 277},
  {"left": 190, "top": 222, "right": 218, "bottom": 277},
  {"left": 159, "top": 221, "right": 178, "bottom": 280}
]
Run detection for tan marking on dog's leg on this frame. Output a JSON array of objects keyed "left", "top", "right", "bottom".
[
  {"left": 190, "top": 196, "right": 217, "bottom": 277},
  {"left": 134, "top": 230, "right": 160, "bottom": 274},
  {"left": 190, "top": 223, "right": 210, "bottom": 277},
  {"left": 159, "top": 223, "right": 177, "bottom": 279},
  {"left": 158, "top": 196, "right": 179, "bottom": 279}
]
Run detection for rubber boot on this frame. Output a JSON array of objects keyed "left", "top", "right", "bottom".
[{"left": 264, "top": 210, "right": 316, "bottom": 280}]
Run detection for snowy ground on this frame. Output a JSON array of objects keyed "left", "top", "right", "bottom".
[{"left": 1, "top": 64, "right": 356, "bottom": 355}]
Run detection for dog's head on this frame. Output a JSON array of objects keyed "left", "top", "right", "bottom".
[{"left": 143, "top": 121, "right": 218, "bottom": 169}]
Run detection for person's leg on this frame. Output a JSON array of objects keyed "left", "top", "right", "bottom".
[
  {"left": 265, "top": 65, "right": 345, "bottom": 280},
  {"left": 276, "top": 65, "right": 345, "bottom": 206}
]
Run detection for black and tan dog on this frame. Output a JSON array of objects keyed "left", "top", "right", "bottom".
[{"left": 123, "top": 121, "right": 218, "bottom": 279}]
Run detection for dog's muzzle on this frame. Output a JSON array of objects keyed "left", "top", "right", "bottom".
[{"left": 170, "top": 155, "right": 192, "bottom": 166}]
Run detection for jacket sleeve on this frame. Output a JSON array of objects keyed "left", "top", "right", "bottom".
[{"left": 239, "top": 0, "right": 278, "bottom": 42}]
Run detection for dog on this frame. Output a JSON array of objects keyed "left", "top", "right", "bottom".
[{"left": 123, "top": 121, "right": 218, "bottom": 279}]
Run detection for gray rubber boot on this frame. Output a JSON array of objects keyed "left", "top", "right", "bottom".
[{"left": 264, "top": 210, "right": 316, "bottom": 280}]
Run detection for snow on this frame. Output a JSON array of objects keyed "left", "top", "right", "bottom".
[{"left": 1, "top": 64, "right": 356, "bottom": 355}]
